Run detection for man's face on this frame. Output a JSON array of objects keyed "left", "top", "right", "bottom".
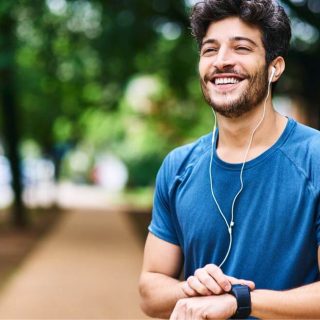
[{"left": 199, "top": 17, "right": 269, "bottom": 118}]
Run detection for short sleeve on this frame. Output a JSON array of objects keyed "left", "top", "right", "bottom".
[
  {"left": 310, "top": 136, "right": 320, "bottom": 246},
  {"left": 316, "top": 196, "right": 320, "bottom": 246},
  {"left": 148, "top": 154, "right": 180, "bottom": 245}
]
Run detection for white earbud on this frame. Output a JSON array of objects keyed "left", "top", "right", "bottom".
[{"left": 269, "top": 66, "right": 276, "bottom": 83}]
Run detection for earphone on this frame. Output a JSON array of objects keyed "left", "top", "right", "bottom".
[
  {"left": 270, "top": 66, "right": 276, "bottom": 83},
  {"left": 209, "top": 66, "right": 275, "bottom": 268}
]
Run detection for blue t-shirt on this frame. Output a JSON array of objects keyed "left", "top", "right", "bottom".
[{"left": 149, "top": 118, "right": 320, "bottom": 290}]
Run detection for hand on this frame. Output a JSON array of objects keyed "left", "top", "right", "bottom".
[
  {"left": 170, "top": 294, "right": 237, "bottom": 320},
  {"left": 182, "top": 264, "right": 255, "bottom": 296}
]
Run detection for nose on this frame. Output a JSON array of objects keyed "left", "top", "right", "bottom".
[{"left": 212, "top": 47, "right": 235, "bottom": 71}]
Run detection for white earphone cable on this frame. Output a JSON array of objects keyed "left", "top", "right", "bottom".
[{"left": 209, "top": 71, "right": 273, "bottom": 268}]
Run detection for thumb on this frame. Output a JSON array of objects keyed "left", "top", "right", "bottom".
[{"left": 226, "top": 276, "right": 255, "bottom": 291}]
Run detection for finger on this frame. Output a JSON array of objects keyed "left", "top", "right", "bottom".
[
  {"left": 194, "top": 268, "right": 223, "bottom": 295},
  {"left": 181, "top": 281, "right": 198, "bottom": 297},
  {"left": 187, "top": 275, "right": 212, "bottom": 296},
  {"left": 204, "top": 264, "right": 231, "bottom": 292},
  {"left": 226, "top": 276, "right": 255, "bottom": 291}
]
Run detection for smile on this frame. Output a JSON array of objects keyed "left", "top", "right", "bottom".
[
  {"left": 214, "top": 77, "right": 240, "bottom": 85},
  {"left": 208, "top": 74, "right": 246, "bottom": 91}
]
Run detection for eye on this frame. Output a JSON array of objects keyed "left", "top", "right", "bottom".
[
  {"left": 235, "top": 46, "right": 252, "bottom": 53},
  {"left": 201, "top": 47, "right": 218, "bottom": 56}
]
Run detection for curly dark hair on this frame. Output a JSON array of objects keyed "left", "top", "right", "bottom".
[{"left": 190, "top": 0, "right": 291, "bottom": 65}]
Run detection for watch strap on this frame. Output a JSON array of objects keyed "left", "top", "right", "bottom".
[{"left": 229, "top": 284, "right": 251, "bottom": 319}]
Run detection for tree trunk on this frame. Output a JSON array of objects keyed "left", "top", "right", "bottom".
[{"left": 0, "top": 9, "right": 28, "bottom": 227}]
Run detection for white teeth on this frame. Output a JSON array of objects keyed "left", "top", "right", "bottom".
[{"left": 215, "top": 77, "right": 240, "bottom": 85}]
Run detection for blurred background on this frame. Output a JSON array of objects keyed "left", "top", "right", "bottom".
[{"left": 0, "top": 0, "right": 319, "bottom": 318}]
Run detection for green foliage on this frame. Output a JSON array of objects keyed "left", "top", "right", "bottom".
[{"left": 1, "top": 0, "right": 320, "bottom": 188}]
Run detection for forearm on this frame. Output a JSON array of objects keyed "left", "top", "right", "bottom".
[
  {"left": 251, "top": 281, "right": 320, "bottom": 319},
  {"left": 139, "top": 271, "right": 187, "bottom": 318}
]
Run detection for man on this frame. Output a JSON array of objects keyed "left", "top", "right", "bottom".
[{"left": 139, "top": 0, "right": 320, "bottom": 319}]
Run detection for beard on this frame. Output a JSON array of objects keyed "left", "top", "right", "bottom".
[{"left": 201, "top": 66, "right": 269, "bottom": 118}]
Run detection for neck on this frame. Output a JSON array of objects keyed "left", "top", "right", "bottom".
[{"left": 215, "top": 98, "right": 287, "bottom": 163}]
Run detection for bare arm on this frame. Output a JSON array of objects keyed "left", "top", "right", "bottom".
[
  {"left": 177, "top": 248, "right": 320, "bottom": 319},
  {"left": 170, "top": 281, "right": 320, "bottom": 320},
  {"left": 251, "top": 281, "right": 320, "bottom": 319},
  {"left": 139, "top": 233, "right": 256, "bottom": 318},
  {"left": 139, "top": 232, "right": 188, "bottom": 318},
  {"left": 139, "top": 233, "right": 252, "bottom": 318},
  {"left": 250, "top": 247, "right": 320, "bottom": 319}
]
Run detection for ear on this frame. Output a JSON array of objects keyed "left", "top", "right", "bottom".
[{"left": 269, "top": 56, "right": 285, "bottom": 83}]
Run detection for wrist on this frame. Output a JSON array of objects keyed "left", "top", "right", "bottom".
[
  {"left": 250, "top": 289, "right": 260, "bottom": 316},
  {"left": 250, "top": 289, "right": 278, "bottom": 318},
  {"left": 227, "top": 293, "right": 238, "bottom": 316},
  {"left": 229, "top": 284, "right": 252, "bottom": 319}
]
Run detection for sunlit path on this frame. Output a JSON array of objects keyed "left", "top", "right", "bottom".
[{"left": 0, "top": 210, "right": 149, "bottom": 319}]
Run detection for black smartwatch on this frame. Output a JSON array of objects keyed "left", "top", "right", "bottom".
[{"left": 229, "top": 284, "right": 251, "bottom": 319}]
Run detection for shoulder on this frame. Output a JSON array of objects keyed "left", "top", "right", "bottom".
[
  {"left": 287, "top": 120, "right": 320, "bottom": 156},
  {"left": 292, "top": 120, "right": 320, "bottom": 141},
  {"left": 280, "top": 119, "right": 320, "bottom": 190}
]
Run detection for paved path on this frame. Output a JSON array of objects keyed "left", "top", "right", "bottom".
[{"left": 0, "top": 210, "right": 149, "bottom": 319}]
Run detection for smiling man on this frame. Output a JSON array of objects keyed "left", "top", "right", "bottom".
[{"left": 139, "top": 1, "right": 320, "bottom": 319}]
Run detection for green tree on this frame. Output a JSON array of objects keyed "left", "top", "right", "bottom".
[
  {"left": 0, "top": 0, "right": 27, "bottom": 226},
  {"left": 1, "top": 0, "right": 320, "bottom": 224}
]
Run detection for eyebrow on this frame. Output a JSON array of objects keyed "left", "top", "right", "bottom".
[{"left": 201, "top": 36, "right": 258, "bottom": 48}]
